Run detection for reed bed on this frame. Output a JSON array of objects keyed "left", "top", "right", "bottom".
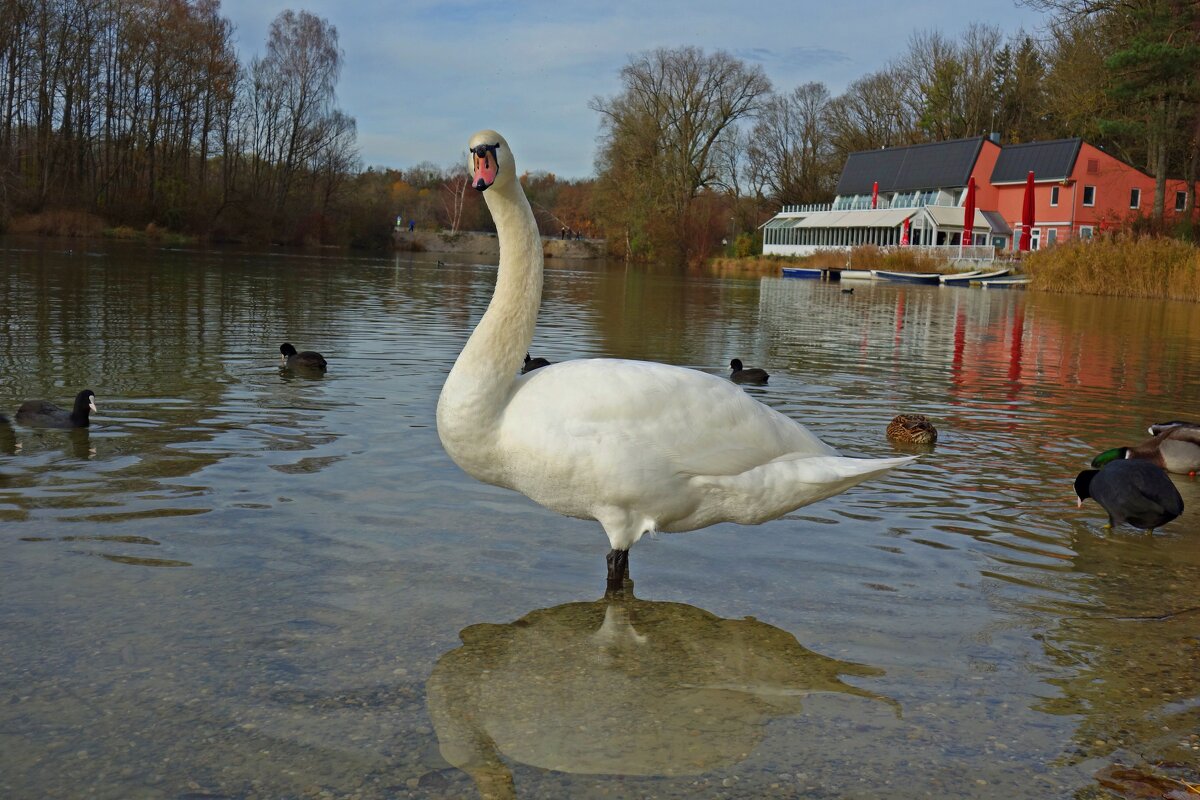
[
  {"left": 1025, "top": 236, "right": 1200, "bottom": 301},
  {"left": 8, "top": 210, "right": 105, "bottom": 237},
  {"left": 846, "top": 245, "right": 947, "bottom": 273},
  {"left": 708, "top": 245, "right": 954, "bottom": 276}
]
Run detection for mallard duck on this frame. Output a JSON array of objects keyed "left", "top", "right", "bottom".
[
  {"left": 729, "top": 359, "right": 769, "bottom": 384},
  {"left": 521, "top": 353, "right": 551, "bottom": 374},
  {"left": 1074, "top": 460, "right": 1183, "bottom": 530},
  {"left": 886, "top": 414, "right": 938, "bottom": 445},
  {"left": 279, "top": 343, "right": 327, "bottom": 371},
  {"left": 1092, "top": 426, "right": 1200, "bottom": 475},
  {"left": 14, "top": 390, "right": 97, "bottom": 429}
]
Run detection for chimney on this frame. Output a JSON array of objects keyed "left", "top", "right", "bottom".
[{"left": 988, "top": 131, "right": 1001, "bottom": 144}]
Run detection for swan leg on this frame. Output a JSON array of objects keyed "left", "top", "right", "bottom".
[{"left": 606, "top": 548, "right": 629, "bottom": 591}]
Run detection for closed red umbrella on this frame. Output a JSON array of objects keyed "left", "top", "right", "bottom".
[
  {"left": 961, "top": 176, "right": 976, "bottom": 250},
  {"left": 900, "top": 216, "right": 911, "bottom": 246},
  {"left": 871, "top": 181, "right": 879, "bottom": 209},
  {"left": 1019, "top": 171, "right": 1035, "bottom": 252}
]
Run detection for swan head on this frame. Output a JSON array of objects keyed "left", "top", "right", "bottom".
[{"left": 468, "top": 129, "right": 514, "bottom": 192}]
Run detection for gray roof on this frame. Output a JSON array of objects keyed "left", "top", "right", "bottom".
[
  {"left": 980, "top": 210, "right": 1012, "bottom": 235},
  {"left": 990, "top": 138, "right": 1081, "bottom": 183},
  {"left": 835, "top": 137, "right": 985, "bottom": 196}
]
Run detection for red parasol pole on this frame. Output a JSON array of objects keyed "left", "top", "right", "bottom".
[
  {"left": 871, "top": 181, "right": 879, "bottom": 209},
  {"left": 961, "top": 176, "right": 976, "bottom": 256}
]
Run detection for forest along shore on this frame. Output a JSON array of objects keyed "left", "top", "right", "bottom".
[{"left": 393, "top": 230, "right": 606, "bottom": 260}]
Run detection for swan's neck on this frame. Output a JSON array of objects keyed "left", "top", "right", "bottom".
[{"left": 439, "top": 180, "right": 542, "bottom": 448}]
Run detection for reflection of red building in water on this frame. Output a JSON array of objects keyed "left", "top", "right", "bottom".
[
  {"left": 945, "top": 291, "right": 1177, "bottom": 419},
  {"left": 763, "top": 136, "right": 1194, "bottom": 257}
]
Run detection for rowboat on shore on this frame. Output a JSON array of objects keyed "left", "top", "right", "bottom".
[
  {"left": 941, "top": 267, "right": 1011, "bottom": 285},
  {"left": 840, "top": 269, "right": 874, "bottom": 280},
  {"left": 781, "top": 267, "right": 823, "bottom": 279},
  {"left": 972, "top": 277, "right": 1031, "bottom": 289},
  {"left": 871, "top": 270, "right": 943, "bottom": 285}
]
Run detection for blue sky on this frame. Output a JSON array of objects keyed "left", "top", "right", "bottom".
[{"left": 220, "top": 0, "right": 1049, "bottom": 178}]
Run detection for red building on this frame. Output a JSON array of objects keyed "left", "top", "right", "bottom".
[{"left": 762, "top": 136, "right": 1193, "bottom": 258}]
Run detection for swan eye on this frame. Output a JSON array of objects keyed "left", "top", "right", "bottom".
[{"left": 471, "top": 143, "right": 501, "bottom": 171}]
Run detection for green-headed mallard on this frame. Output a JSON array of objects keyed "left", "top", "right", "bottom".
[
  {"left": 886, "top": 414, "right": 938, "bottom": 445},
  {"left": 1092, "top": 426, "right": 1200, "bottom": 476},
  {"left": 1074, "top": 460, "right": 1183, "bottom": 530}
]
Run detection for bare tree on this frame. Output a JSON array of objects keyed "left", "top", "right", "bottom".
[
  {"left": 748, "top": 82, "right": 835, "bottom": 204},
  {"left": 825, "top": 69, "right": 922, "bottom": 161},
  {"left": 441, "top": 164, "right": 470, "bottom": 233},
  {"left": 590, "top": 46, "right": 771, "bottom": 261}
]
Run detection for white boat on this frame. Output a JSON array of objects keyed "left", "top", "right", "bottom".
[
  {"left": 943, "top": 267, "right": 1011, "bottom": 285},
  {"left": 840, "top": 269, "right": 873, "bottom": 280},
  {"left": 972, "top": 277, "right": 1031, "bottom": 289},
  {"left": 939, "top": 270, "right": 982, "bottom": 284}
]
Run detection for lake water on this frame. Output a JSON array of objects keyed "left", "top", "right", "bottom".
[{"left": 1, "top": 241, "right": 1198, "bottom": 800}]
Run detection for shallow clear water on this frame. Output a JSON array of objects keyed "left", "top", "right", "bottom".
[{"left": 1, "top": 241, "right": 1198, "bottom": 799}]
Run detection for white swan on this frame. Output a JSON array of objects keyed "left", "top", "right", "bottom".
[{"left": 437, "top": 130, "right": 916, "bottom": 588}]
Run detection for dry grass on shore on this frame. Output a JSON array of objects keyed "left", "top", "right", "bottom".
[
  {"left": 1024, "top": 236, "right": 1200, "bottom": 301},
  {"left": 709, "top": 245, "right": 954, "bottom": 276},
  {"left": 845, "top": 245, "right": 947, "bottom": 273},
  {"left": 8, "top": 209, "right": 105, "bottom": 237}
]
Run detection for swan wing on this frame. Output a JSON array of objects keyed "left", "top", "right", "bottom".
[{"left": 502, "top": 359, "right": 837, "bottom": 478}]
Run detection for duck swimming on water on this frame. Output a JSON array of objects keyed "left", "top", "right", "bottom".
[{"left": 14, "top": 390, "right": 97, "bottom": 429}]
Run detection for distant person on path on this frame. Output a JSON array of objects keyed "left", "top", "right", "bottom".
[{"left": 408, "top": 219, "right": 415, "bottom": 232}]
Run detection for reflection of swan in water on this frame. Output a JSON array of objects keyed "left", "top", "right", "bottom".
[{"left": 427, "top": 589, "right": 898, "bottom": 798}]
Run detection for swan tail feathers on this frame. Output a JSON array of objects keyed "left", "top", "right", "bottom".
[{"left": 691, "top": 454, "right": 917, "bottom": 524}]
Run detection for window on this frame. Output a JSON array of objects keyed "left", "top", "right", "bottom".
[
  {"left": 1079, "top": 226, "right": 1094, "bottom": 240},
  {"left": 1031, "top": 228, "right": 1041, "bottom": 250},
  {"left": 1130, "top": 188, "right": 1140, "bottom": 209},
  {"left": 1082, "top": 186, "right": 1096, "bottom": 206},
  {"left": 1050, "top": 186, "right": 1059, "bottom": 207},
  {"left": 1046, "top": 228, "right": 1057, "bottom": 247},
  {"left": 1177, "top": 191, "right": 1188, "bottom": 212}
]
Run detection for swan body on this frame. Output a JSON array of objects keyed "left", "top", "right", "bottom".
[{"left": 437, "top": 130, "right": 914, "bottom": 584}]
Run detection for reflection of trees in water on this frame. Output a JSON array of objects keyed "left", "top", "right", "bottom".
[
  {"left": 1035, "top": 528, "right": 1200, "bottom": 774},
  {"left": 427, "top": 589, "right": 896, "bottom": 799}
]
